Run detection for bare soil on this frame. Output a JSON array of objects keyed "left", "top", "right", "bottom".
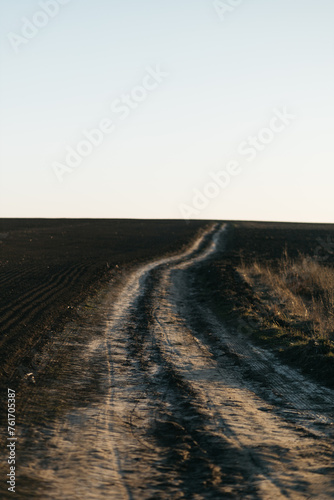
[{"left": 1, "top": 220, "right": 334, "bottom": 499}]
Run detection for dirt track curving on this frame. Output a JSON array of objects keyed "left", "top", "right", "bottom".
[
  {"left": 0, "top": 219, "right": 206, "bottom": 384},
  {"left": 1, "top": 224, "right": 333, "bottom": 499}
]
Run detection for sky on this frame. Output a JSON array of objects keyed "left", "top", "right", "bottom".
[{"left": 0, "top": 0, "right": 333, "bottom": 222}]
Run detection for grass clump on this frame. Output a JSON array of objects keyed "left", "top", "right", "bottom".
[
  {"left": 238, "top": 250, "right": 334, "bottom": 343},
  {"left": 234, "top": 250, "right": 334, "bottom": 386}
]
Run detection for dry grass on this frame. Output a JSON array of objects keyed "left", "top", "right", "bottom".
[{"left": 238, "top": 250, "right": 334, "bottom": 342}]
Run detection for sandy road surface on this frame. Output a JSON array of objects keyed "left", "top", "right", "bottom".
[{"left": 1, "top": 224, "right": 333, "bottom": 499}]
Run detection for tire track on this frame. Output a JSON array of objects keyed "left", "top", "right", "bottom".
[
  {"left": 4, "top": 224, "right": 333, "bottom": 499},
  {"left": 5, "top": 225, "right": 218, "bottom": 499},
  {"left": 173, "top": 268, "right": 334, "bottom": 432},
  {"left": 121, "top": 224, "right": 334, "bottom": 498}
]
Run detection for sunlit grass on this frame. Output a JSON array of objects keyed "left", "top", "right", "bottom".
[{"left": 238, "top": 250, "right": 334, "bottom": 343}]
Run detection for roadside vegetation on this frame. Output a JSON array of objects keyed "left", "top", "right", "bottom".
[{"left": 236, "top": 250, "right": 334, "bottom": 382}]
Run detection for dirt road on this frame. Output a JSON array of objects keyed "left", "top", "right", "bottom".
[{"left": 2, "top": 224, "right": 334, "bottom": 499}]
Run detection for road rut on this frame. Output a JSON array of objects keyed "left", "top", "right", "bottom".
[{"left": 2, "top": 224, "right": 333, "bottom": 499}]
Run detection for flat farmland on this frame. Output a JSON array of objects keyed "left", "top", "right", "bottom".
[{"left": 1, "top": 220, "right": 334, "bottom": 499}]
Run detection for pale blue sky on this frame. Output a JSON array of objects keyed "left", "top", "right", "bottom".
[{"left": 0, "top": 0, "right": 333, "bottom": 221}]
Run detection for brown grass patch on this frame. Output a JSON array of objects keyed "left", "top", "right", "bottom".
[{"left": 238, "top": 250, "right": 334, "bottom": 347}]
